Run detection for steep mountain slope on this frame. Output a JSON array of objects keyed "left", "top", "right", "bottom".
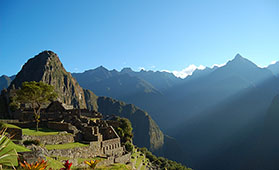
[
  {"left": 267, "top": 61, "right": 279, "bottom": 76},
  {"left": 97, "top": 96, "right": 164, "bottom": 154},
  {"left": 0, "top": 75, "right": 13, "bottom": 91},
  {"left": 9, "top": 51, "right": 87, "bottom": 109}
]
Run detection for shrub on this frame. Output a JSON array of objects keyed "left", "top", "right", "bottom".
[
  {"left": 23, "top": 139, "right": 40, "bottom": 146},
  {"left": 124, "top": 142, "right": 133, "bottom": 152}
]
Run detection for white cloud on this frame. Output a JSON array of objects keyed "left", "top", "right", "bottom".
[{"left": 163, "top": 64, "right": 206, "bottom": 78}]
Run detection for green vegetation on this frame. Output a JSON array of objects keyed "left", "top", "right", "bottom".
[
  {"left": 22, "top": 128, "right": 60, "bottom": 136},
  {"left": 114, "top": 117, "right": 133, "bottom": 144},
  {"left": 131, "top": 150, "right": 149, "bottom": 170},
  {"left": 139, "top": 147, "right": 192, "bottom": 170},
  {"left": 95, "top": 163, "right": 132, "bottom": 170},
  {"left": 0, "top": 129, "right": 29, "bottom": 168},
  {"left": 0, "top": 137, "right": 17, "bottom": 167},
  {"left": 45, "top": 142, "right": 88, "bottom": 150},
  {"left": 113, "top": 117, "right": 134, "bottom": 152},
  {"left": 11, "top": 81, "right": 57, "bottom": 131},
  {"left": 10, "top": 143, "right": 30, "bottom": 153},
  {"left": 124, "top": 141, "right": 133, "bottom": 152},
  {"left": 0, "top": 122, "right": 21, "bottom": 129}
]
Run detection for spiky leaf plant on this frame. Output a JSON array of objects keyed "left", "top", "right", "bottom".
[{"left": 0, "top": 128, "right": 18, "bottom": 170}]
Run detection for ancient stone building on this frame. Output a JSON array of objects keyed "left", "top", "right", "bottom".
[{"left": 11, "top": 101, "right": 129, "bottom": 161}]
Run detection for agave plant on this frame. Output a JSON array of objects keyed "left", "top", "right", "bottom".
[
  {"left": 84, "top": 160, "right": 100, "bottom": 169},
  {"left": 19, "top": 160, "right": 48, "bottom": 170},
  {"left": 0, "top": 128, "right": 18, "bottom": 170}
]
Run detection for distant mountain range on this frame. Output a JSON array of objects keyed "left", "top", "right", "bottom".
[
  {"left": 1, "top": 52, "right": 279, "bottom": 170},
  {"left": 70, "top": 54, "right": 279, "bottom": 170}
]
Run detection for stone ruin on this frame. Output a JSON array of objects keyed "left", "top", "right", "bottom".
[{"left": 8, "top": 101, "right": 131, "bottom": 166}]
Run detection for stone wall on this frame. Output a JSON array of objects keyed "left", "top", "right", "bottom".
[
  {"left": 48, "top": 146, "right": 99, "bottom": 158},
  {"left": 101, "top": 138, "right": 123, "bottom": 156},
  {"left": 22, "top": 133, "right": 74, "bottom": 145},
  {"left": 97, "top": 156, "right": 115, "bottom": 167},
  {"left": 47, "top": 122, "right": 78, "bottom": 134},
  {"left": 115, "top": 153, "right": 131, "bottom": 164},
  {"left": 89, "top": 141, "right": 102, "bottom": 155}
]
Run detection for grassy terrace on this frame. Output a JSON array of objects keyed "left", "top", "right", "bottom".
[
  {"left": 22, "top": 128, "right": 61, "bottom": 136},
  {"left": 131, "top": 150, "right": 149, "bottom": 170},
  {"left": 45, "top": 142, "right": 88, "bottom": 150},
  {"left": 95, "top": 163, "right": 132, "bottom": 170}
]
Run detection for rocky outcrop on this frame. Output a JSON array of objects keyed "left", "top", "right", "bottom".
[
  {"left": 83, "top": 89, "right": 98, "bottom": 111},
  {"left": 9, "top": 51, "right": 87, "bottom": 109},
  {"left": 97, "top": 97, "right": 164, "bottom": 155}
]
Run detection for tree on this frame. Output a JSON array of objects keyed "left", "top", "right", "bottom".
[
  {"left": 114, "top": 117, "right": 133, "bottom": 143},
  {"left": 13, "top": 81, "right": 57, "bottom": 131}
]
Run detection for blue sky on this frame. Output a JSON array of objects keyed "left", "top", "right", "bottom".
[{"left": 1, "top": 0, "right": 279, "bottom": 77}]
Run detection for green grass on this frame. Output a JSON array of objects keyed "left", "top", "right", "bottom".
[
  {"left": 77, "top": 157, "right": 105, "bottom": 164},
  {"left": 22, "top": 128, "right": 60, "bottom": 136},
  {"left": 96, "top": 163, "right": 132, "bottom": 170},
  {"left": 131, "top": 151, "right": 148, "bottom": 170},
  {"left": 45, "top": 142, "right": 88, "bottom": 150},
  {"left": 46, "top": 156, "right": 64, "bottom": 169}
]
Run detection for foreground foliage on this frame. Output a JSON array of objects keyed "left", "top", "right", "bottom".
[
  {"left": 19, "top": 160, "right": 48, "bottom": 170},
  {"left": 0, "top": 128, "right": 18, "bottom": 169},
  {"left": 84, "top": 160, "right": 100, "bottom": 169}
]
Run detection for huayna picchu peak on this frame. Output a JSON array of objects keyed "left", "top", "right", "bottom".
[{"left": 9, "top": 50, "right": 88, "bottom": 109}]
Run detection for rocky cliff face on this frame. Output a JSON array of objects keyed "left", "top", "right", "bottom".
[
  {"left": 9, "top": 51, "right": 87, "bottom": 109},
  {"left": 97, "top": 96, "right": 164, "bottom": 155}
]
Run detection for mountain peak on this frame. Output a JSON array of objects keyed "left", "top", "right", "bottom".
[
  {"left": 232, "top": 53, "right": 247, "bottom": 62},
  {"left": 121, "top": 67, "right": 133, "bottom": 73},
  {"left": 9, "top": 51, "right": 87, "bottom": 109},
  {"left": 227, "top": 54, "right": 258, "bottom": 68},
  {"left": 96, "top": 66, "right": 108, "bottom": 71}
]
